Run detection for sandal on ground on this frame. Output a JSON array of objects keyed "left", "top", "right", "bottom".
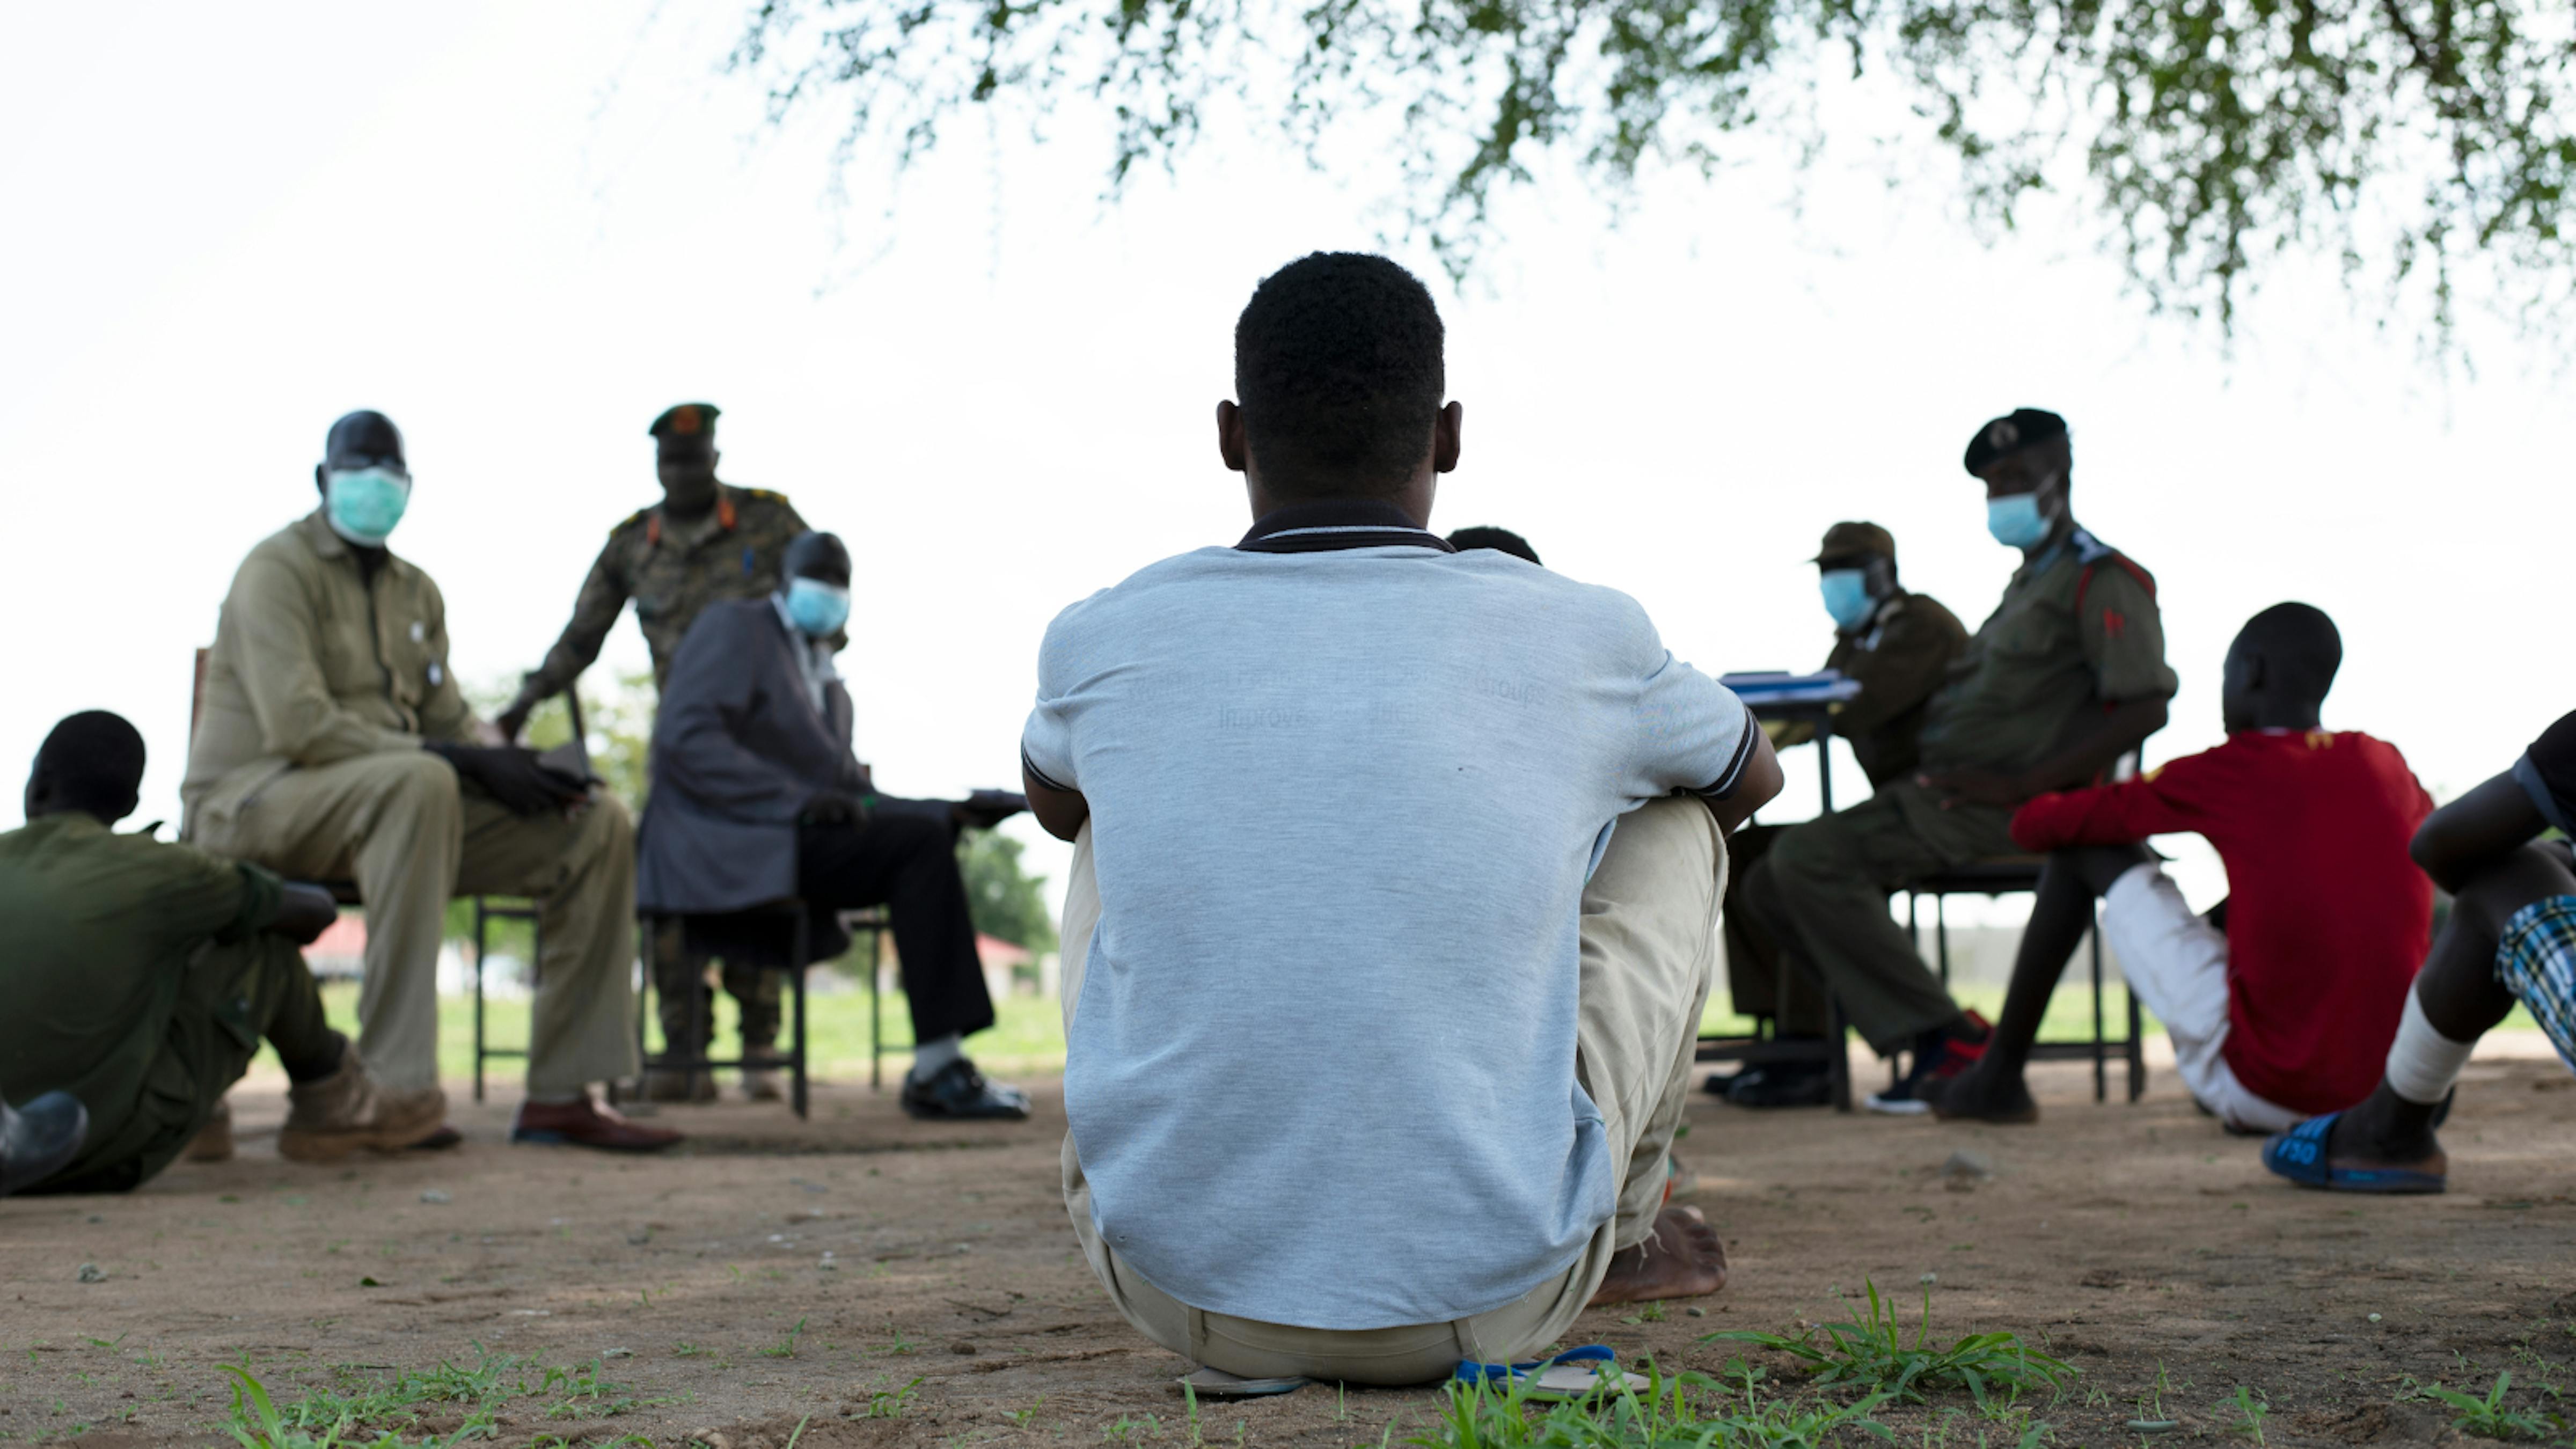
[
  {"left": 1174, "top": 1366, "right": 1306, "bottom": 1399},
  {"left": 2260, "top": 1112, "right": 2446, "bottom": 1195},
  {"left": 1454, "top": 1345, "right": 1648, "bottom": 1400}
]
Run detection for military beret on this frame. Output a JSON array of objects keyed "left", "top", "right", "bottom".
[
  {"left": 649, "top": 402, "right": 721, "bottom": 443},
  {"left": 324, "top": 410, "right": 407, "bottom": 472},
  {"left": 1813, "top": 521, "right": 1895, "bottom": 566},
  {"left": 1963, "top": 408, "right": 2067, "bottom": 475}
]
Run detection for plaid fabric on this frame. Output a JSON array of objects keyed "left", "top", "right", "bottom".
[{"left": 2496, "top": 895, "right": 2576, "bottom": 1075}]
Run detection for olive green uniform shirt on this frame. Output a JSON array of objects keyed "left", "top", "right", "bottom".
[
  {"left": 1912, "top": 525, "right": 2179, "bottom": 777},
  {"left": 181, "top": 510, "right": 479, "bottom": 829},
  {"left": 1819, "top": 590, "right": 1970, "bottom": 788},
  {"left": 521, "top": 485, "right": 811, "bottom": 698},
  {"left": 0, "top": 813, "right": 283, "bottom": 1184}
]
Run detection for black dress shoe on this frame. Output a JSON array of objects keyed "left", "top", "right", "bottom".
[
  {"left": 1726, "top": 1063, "right": 1833, "bottom": 1109},
  {"left": 900, "top": 1059, "right": 1031, "bottom": 1121},
  {"left": 1, "top": 1092, "right": 89, "bottom": 1196}
]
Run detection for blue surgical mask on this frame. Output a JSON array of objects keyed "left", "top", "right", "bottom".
[
  {"left": 324, "top": 466, "right": 411, "bottom": 547},
  {"left": 1819, "top": 569, "right": 1875, "bottom": 631},
  {"left": 784, "top": 577, "right": 851, "bottom": 637},
  {"left": 1985, "top": 489, "right": 2054, "bottom": 549}
]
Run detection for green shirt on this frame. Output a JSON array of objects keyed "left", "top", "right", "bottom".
[
  {"left": 1823, "top": 589, "right": 1970, "bottom": 788},
  {"left": 1913, "top": 525, "right": 2179, "bottom": 776},
  {"left": 0, "top": 813, "right": 282, "bottom": 1177}
]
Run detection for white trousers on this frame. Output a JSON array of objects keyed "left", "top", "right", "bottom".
[{"left": 2101, "top": 865, "right": 2301, "bottom": 1134}]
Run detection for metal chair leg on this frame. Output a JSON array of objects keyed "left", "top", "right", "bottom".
[
  {"left": 2089, "top": 912, "right": 2107, "bottom": 1104},
  {"left": 2127, "top": 988, "right": 2146, "bottom": 1102},
  {"left": 792, "top": 913, "right": 811, "bottom": 1121},
  {"left": 472, "top": 898, "right": 489, "bottom": 1103}
]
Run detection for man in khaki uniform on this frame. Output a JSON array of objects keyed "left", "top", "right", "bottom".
[
  {"left": 182, "top": 411, "right": 678, "bottom": 1151},
  {"left": 1743, "top": 409, "right": 2178, "bottom": 1113},
  {"left": 495, "top": 404, "right": 811, "bottom": 1101},
  {"left": 1715, "top": 522, "right": 1968, "bottom": 1108}
]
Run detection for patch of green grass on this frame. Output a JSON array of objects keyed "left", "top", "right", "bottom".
[
  {"left": 760, "top": 1316, "right": 809, "bottom": 1359},
  {"left": 1703, "top": 1280, "right": 2075, "bottom": 1408},
  {"left": 1406, "top": 1359, "right": 1902, "bottom": 1448},
  {"left": 256, "top": 983, "right": 1072, "bottom": 1085},
  {"left": 2215, "top": 1385, "right": 2270, "bottom": 1444},
  {"left": 867, "top": 1377, "right": 924, "bottom": 1418},
  {"left": 218, "top": 1350, "right": 654, "bottom": 1446},
  {"left": 2409, "top": 1371, "right": 2568, "bottom": 1441}
]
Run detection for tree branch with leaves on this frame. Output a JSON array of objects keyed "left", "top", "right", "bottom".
[{"left": 730, "top": 0, "right": 2573, "bottom": 341}]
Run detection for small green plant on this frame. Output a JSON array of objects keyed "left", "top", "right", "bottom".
[
  {"left": 2412, "top": 1371, "right": 2567, "bottom": 1441},
  {"left": 1005, "top": 1396, "right": 1046, "bottom": 1425},
  {"left": 1106, "top": 1411, "right": 1165, "bottom": 1441},
  {"left": 760, "top": 1316, "right": 809, "bottom": 1359},
  {"left": 2215, "top": 1385, "right": 2270, "bottom": 1444},
  {"left": 868, "top": 1376, "right": 924, "bottom": 1418},
  {"left": 1703, "top": 1279, "right": 2076, "bottom": 1407},
  {"left": 1406, "top": 1360, "right": 1897, "bottom": 1448}
]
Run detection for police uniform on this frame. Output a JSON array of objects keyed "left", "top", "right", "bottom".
[
  {"left": 0, "top": 813, "right": 326, "bottom": 1193},
  {"left": 1745, "top": 427, "right": 2179, "bottom": 1055},
  {"left": 181, "top": 511, "right": 640, "bottom": 1096},
  {"left": 1723, "top": 524, "right": 1971, "bottom": 1039},
  {"left": 514, "top": 405, "right": 813, "bottom": 1079}
]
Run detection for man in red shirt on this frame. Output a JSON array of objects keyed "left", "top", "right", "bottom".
[{"left": 1934, "top": 604, "right": 2433, "bottom": 1130}]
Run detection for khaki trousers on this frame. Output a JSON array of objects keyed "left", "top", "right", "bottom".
[
  {"left": 191, "top": 751, "right": 638, "bottom": 1095},
  {"left": 1057, "top": 795, "right": 1722, "bottom": 1384},
  {"left": 1744, "top": 782, "right": 2011, "bottom": 1053}
]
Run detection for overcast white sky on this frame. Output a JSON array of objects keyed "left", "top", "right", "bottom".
[{"left": 5, "top": 3, "right": 2567, "bottom": 922}]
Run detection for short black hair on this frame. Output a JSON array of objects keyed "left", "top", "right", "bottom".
[
  {"left": 1446, "top": 525, "right": 1541, "bottom": 565},
  {"left": 33, "top": 711, "right": 147, "bottom": 817},
  {"left": 1234, "top": 253, "right": 1445, "bottom": 499},
  {"left": 2236, "top": 602, "right": 2342, "bottom": 702},
  {"left": 785, "top": 531, "right": 850, "bottom": 584}
]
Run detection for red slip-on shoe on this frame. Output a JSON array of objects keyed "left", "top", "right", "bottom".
[{"left": 510, "top": 1095, "right": 683, "bottom": 1152}]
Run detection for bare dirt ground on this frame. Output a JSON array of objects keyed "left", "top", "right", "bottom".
[{"left": 6, "top": 1047, "right": 2574, "bottom": 1448}]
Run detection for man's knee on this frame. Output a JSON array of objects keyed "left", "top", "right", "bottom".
[
  {"left": 571, "top": 792, "right": 635, "bottom": 869},
  {"left": 1766, "top": 814, "right": 1855, "bottom": 890},
  {"left": 2455, "top": 844, "right": 2576, "bottom": 938}
]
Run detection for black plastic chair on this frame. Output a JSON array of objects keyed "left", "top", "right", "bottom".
[
  {"left": 634, "top": 900, "right": 816, "bottom": 1119},
  {"left": 1902, "top": 857, "right": 2145, "bottom": 1104}
]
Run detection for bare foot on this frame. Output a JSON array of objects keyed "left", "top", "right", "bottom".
[
  {"left": 1586, "top": 1206, "right": 1728, "bottom": 1307},
  {"left": 1928, "top": 1060, "right": 2039, "bottom": 1125}
]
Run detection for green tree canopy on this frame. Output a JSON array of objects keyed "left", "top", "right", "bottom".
[
  {"left": 732, "top": 0, "right": 2573, "bottom": 339},
  {"left": 960, "top": 829, "right": 1060, "bottom": 955}
]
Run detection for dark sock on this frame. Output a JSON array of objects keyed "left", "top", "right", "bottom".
[{"left": 280, "top": 1031, "right": 346, "bottom": 1085}]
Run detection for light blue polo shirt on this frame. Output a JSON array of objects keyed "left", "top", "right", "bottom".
[{"left": 1021, "top": 501, "right": 1755, "bottom": 1330}]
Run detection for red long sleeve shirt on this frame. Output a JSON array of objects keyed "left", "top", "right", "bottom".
[{"left": 2010, "top": 730, "right": 2434, "bottom": 1115}]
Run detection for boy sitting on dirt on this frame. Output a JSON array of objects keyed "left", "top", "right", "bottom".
[
  {"left": 0, "top": 712, "right": 443, "bottom": 1193},
  {"left": 2263, "top": 709, "right": 2576, "bottom": 1194},
  {"left": 1934, "top": 604, "right": 2434, "bottom": 1131},
  {"left": 1019, "top": 252, "right": 1781, "bottom": 1389}
]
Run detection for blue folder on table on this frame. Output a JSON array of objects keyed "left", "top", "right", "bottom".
[{"left": 1719, "top": 670, "right": 1862, "bottom": 706}]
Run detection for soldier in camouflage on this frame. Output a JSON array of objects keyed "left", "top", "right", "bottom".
[{"left": 498, "top": 404, "right": 811, "bottom": 1103}]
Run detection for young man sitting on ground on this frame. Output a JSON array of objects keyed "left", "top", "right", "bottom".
[
  {"left": 2263, "top": 709, "right": 2576, "bottom": 1193},
  {"left": 0, "top": 712, "right": 443, "bottom": 1193},
  {"left": 1020, "top": 252, "right": 1780, "bottom": 1389},
  {"left": 1935, "top": 605, "right": 2432, "bottom": 1130}
]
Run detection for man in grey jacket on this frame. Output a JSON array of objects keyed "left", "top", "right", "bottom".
[{"left": 639, "top": 531, "right": 1030, "bottom": 1120}]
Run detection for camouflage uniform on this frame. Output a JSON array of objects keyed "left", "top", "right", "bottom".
[{"left": 521, "top": 482, "right": 812, "bottom": 1067}]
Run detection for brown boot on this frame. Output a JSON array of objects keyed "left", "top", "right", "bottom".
[
  {"left": 183, "top": 1098, "right": 236, "bottom": 1163},
  {"left": 278, "top": 1051, "right": 445, "bottom": 1162},
  {"left": 641, "top": 1065, "right": 718, "bottom": 1103}
]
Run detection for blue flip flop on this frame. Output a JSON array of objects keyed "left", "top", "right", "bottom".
[
  {"left": 2261, "top": 1113, "right": 2446, "bottom": 1195},
  {"left": 1454, "top": 1345, "right": 1644, "bottom": 1400}
]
